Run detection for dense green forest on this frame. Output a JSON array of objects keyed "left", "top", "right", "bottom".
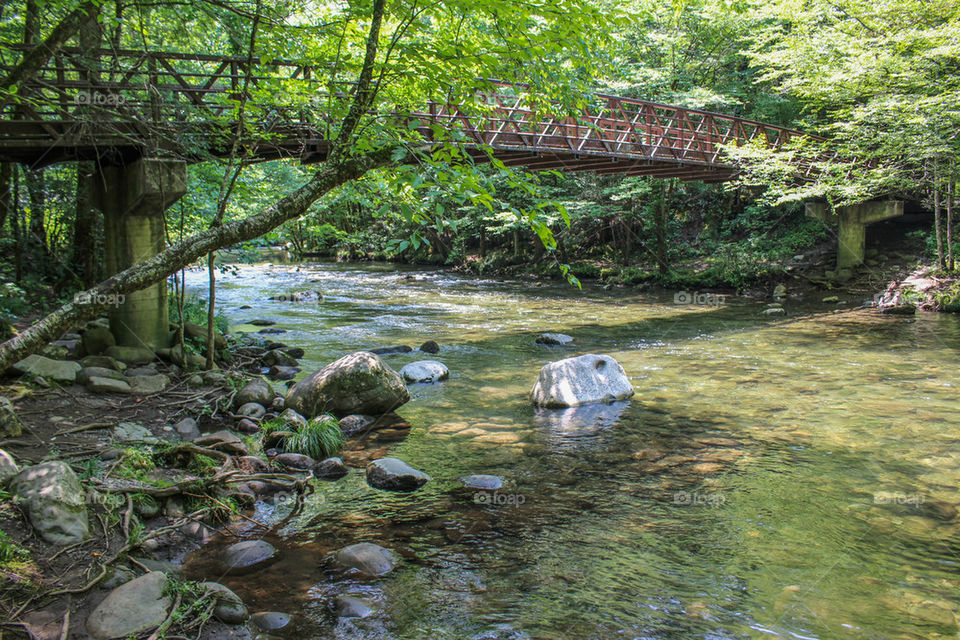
[{"left": 0, "top": 0, "right": 958, "bottom": 334}]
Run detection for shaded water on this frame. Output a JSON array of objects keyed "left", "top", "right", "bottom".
[{"left": 183, "top": 262, "right": 960, "bottom": 640}]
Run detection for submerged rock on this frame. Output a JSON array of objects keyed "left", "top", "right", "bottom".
[
  {"left": 419, "top": 340, "right": 440, "bottom": 354},
  {"left": 285, "top": 351, "right": 409, "bottom": 418},
  {"left": 460, "top": 474, "right": 503, "bottom": 491},
  {"left": 10, "top": 461, "right": 89, "bottom": 545},
  {"left": 339, "top": 414, "right": 376, "bottom": 436},
  {"left": 335, "top": 542, "right": 397, "bottom": 576},
  {"left": 251, "top": 611, "right": 291, "bottom": 630},
  {"left": 86, "top": 572, "right": 171, "bottom": 640},
  {"left": 368, "top": 345, "right": 412, "bottom": 355},
  {"left": 273, "top": 453, "right": 315, "bottom": 470},
  {"left": 334, "top": 595, "right": 376, "bottom": 618},
  {"left": 221, "top": 540, "right": 278, "bottom": 575},
  {"left": 366, "top": 457, "right": 431, "bottom": 491},
  {"left": 535, "top": 332, "right": 574, "bottom": 346},
  {"left": 400, "top": 360, "right": 449, "bottom": 384},
  {"left": 315, "top": 457, "right": 348, "bottom": 479},
  {"left": 530, "top": 354, "right": 634, "bottom": 408}
]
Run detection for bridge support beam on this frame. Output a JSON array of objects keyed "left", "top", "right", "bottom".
[
  {"left": 96, "top": 158, "right": 187, "bottom": 350},
  {"left": 806, "top": 201, "right": 904, "bottom": 269}
]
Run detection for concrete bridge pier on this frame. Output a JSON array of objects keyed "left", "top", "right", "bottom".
[
  {"left": 806, "top": 201, "right": 904, "bottom": 269},
  {"left": 95, "top": 158, "right": 187, "bottom": 349}
]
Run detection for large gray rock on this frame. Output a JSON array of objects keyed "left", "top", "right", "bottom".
[
  {"left": 221, "top": 539, "right": 277, "bottom": 575},
  {"left": 338, "top": 414, "right": 375, "bottom": 437},
  {"left": 366, "top": 457, "right": 430, "bottom": 492},
  {"left": 10, "top": 461, "right": 89, "bottom": 545},
  {"left": 81, "top": 326, "right": 116, "bottom": 356},
  {"left": 530, "top": 354, "right": 634, "bottom": 408},
  {"left": 279, "top": 408, "right": 307, "bottom": 429},
  {"left": 399, "top": 360, "right": 449, "bottom": 384},
  {"left": 78, "top": 366, "right": 124, "bottom": 384},
  {"left": 104, "top": 346, "right": 155, "bottom": 365},
  {"left": 13, "top": 354, "right": 82, "bottom": 383},
  {"left": 460, "top": 474, "right": 503, "bottom": 490},
  {"left": 251, "top": 611, "right": 291, "bottom": 630},
  {"left": 113, "top": 422, "right": 160, "bottom": 445},
  {"left": 0, "top": 449, "right": 18, "bottom": 487},
  {"left": 201, "top": 582, "right": 249, "bottom": 624},
  {"left": 285, "top": 351, "right": 409, "bottom": 418},
  {"left": 80, "top": 355, "right": 126, "bottom": 371},
  {"left": 0, "top": 397, "right": 23, "bottom": 438},
  {"left": 87, "top": 376, "right": 132, "bottom": 394},
  {"left": 174, "top": 417, "right": 200, "bottom": 441},
  {"left": 236, "top": 402, "right": 266, "bottom": 419},
  {"left": 127, "top": 374, "right": 170, "bottom": 395},
  {"left": 315, "top": 457, "right": 348, "bottom": 479},
  {"left": 263, "top": 349, "right": 298, "bottom": 367},
  {"left": 334, "top": 542, "right": 396, "bottom": 576},
  {"left": 236, "top": 379, "right": 274, "bottom": 407},
  {"left": 86, "top": 571, "right": 171, "bottom": 640}
]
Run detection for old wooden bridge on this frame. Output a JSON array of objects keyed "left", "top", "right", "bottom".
[{"left": 0, "top": 46, "right": 815, "bottom": 183}]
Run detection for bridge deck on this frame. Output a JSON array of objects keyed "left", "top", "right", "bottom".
[{"left": 0, "top": 46, "right": 816, "bottom": 181}]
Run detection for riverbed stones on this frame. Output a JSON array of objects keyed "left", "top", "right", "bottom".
[
  {"left": 127, "top": 374, "right": 170, "bottom": 395},
  {"left": 80, "top": 355, "right": 126, "bottom": 371},
  {"left": 194, "top": 430, "right": 248, "bottom": 456},
  {"left": 315, "top": 457, "right": 348, "bottom": 479},
  {"left": 460, "top": 474, "right": 503, "bottom": 491},
  {"left": 366, "top": 457, "right": 431, "bottom": 491},
  {"left": 763, "top": 307, "right": 786, "bottom": 316},
  {"left": 274, "top": 453, "right": 315, "bottom": 470},
  {"left": 339, "top": 414, "right": 375, "bottom": 436},
  {"left": 104, "top": 345, "right": 155, "bottom": 365},
  {"left": 334, "top": 595, "right": 376, "bottom": 618},
  {"left": 201, "top": 582, "right": 249, "bottom": 624},
  {"left": 81, "top": 326, "right": 116, "bottom": 356},
  {"left": 335, "top": 542, "right": 397, "bottom": 576},
  {"left": 78, "top": 366, "right": 124, "bottom": 384},
  {"left": 369, "top": 345, "right": 412, "bottom": 355},
  {"left": 174, "top": 417, "right": 200, "bottom": 441},
  {"left": 0, "top": 449, "right": 18, "bottom": 486},
  {"left": 221, "top": 540, "right": 278, "bottom": 575},
  {"left": 251, "top": 611, "right": 291, "bottom": 630},
  {"left": 250, "top": 319, "right": 276, "bottom": 326},
  {"left": 263, "top": 348, "right": 298, "bottom": 368},
  {"left": 285, "top": 351, "right": 410, "bottom": 418},
  {"left": 530, "top": 354, "right": 634, "bottom": 408},
  {"left": 10, "top": 461, "right": 89, "bottom": 545},
  {"left": 236, "top": 378, "right": 274, "bottom": 407},
  {"left": 536, "top": 332, "right": 574, "bottom": 346},
  {"left": 235, "top": 418, "right": 259, "bottom": 434},
  {"left": 0, "top": 397, "right": 23, "bottom": 438},
  {"left": 86, "top": 572, "right": 172, "bottom": 640},
  {"left": 400, "top": 360, "right": 449, "bottom": 384},
  {"left": 13, "top": 354, "right": 82, "bottom": 383},
  {"left": 279, "top": 408, "right": 307, "bottom": 429},
  {"left": 237, "top": 402, "right": 267, "bottom": 419},
  {"left": 87, "top": 376, "right": 132, "bottom": 394},
  {"left": 419, "top": 340, "right": 440, "bottom": 354},
  {"left": 113, "top": 422, "right": 160, "bottom": 445},
  {"left": 269, "top": 365, "right": 299, "bottom": 380}
]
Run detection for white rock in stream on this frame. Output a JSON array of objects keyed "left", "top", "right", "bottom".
[
  {"left": 530, "top": 354, "right": 634, "bottom": 408},
  {"left": 400, "top": 360, "right": 449, "bottom": 384}
]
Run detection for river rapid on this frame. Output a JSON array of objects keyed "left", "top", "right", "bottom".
[{"left": 182, "top": 261, "right": 960, "bottom": 640}]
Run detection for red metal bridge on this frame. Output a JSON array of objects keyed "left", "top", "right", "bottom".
[{"left": 0, "top": 46, "right": 816, "bottom": 182}]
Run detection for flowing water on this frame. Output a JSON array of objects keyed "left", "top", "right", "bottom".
[{"left": 181, "top": 262, "right": 960, "bottom": 640}]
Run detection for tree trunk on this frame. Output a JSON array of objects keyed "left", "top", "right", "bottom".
[
  {"left": 25, "top": 168, "right": 47, "bottom": 258},
  {"left": 655, "top": 179, "right": 670, "bottom": 276},
  {"left": 0, "top": 163, "right": 10, "bottom": 234},
  {"left": 479, "top": 225, "right": 486, "bottom": 259},
  {"left": 948, "top": 175, "right": 955, "bottom": 273},
  {"left": 934, "top": 182, "right": 945, "bottom": 270}
]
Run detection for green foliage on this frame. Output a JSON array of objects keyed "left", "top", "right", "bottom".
[
  {"left": 168, "top": 292, "right": 229, "bottom": 336},
  {"left": 0, "top": 529, "right": 29, "bottom": 566},
  {"left": 187, "top": 454, "right": 220, "bottom": 475},
  {"left": 115, "top": 448, "right": 157, "bottom": 482}
]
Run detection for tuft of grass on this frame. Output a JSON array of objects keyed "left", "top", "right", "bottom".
[
  {"left": 115, "top": 448, "right": 157, "bottom": 481},
  {"left": 278, "top": 416, "right": 344, "bottom": 460}
]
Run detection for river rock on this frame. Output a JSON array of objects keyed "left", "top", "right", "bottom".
[
  {"left": 222, "top": 540, "right": 278, "bottom": 575},
  {"left": 201, "top": 582, "right": 249, "bottom": 624},
  {"left": 880, "top": 304, "right": 917, "bottom": 315},
  {"left": 13, "top": 354, "right": 82, "bottom": 383},
  {"left": 202, "top": 371, "right": 228, "bottom": 386},
  {"left": 10, "top": 461, "right": 89, "bottom": 545},
  {"left": 237, "top": 402, "right": 267, "bottom": 419},
  {"left": 183, "top": 323, "right": 227, "bottom": 350},
  {"left": 315, "top": 457, "right": 348, "bottom": 479},
  {"left": 419, "top": 340, "right": 440, "bottom": 354},
  {"left": 0, "top": 449, "right": 19, "bottom": 487},
  {"left": 81, "top": 326, "right": 117, "bottom": 356},
  {"left": 87, "top": 376, "right": 132, "bottom": 394},
  {"left": 251, "top": 611, "right": 291, "bottom": 630},
  {"left": 400, "top": 360, "right": 449, "bottom": 384},
  {"left": 104, "top": 346, "right": 155, "bottom": 365},
  {"left": 236, "top": 379, "right": 274, "bottom": 407},
  {"left": 530, "top": 354, "right": 634, "bottom": 408},
  {"left": 235, "top": 418, "right": 259, "bottom": 434},
  {"left": 460, "top": 474, "right": 503, "bottom": 490},
  {"left": 113, "top": 422, "right": 160, "bottom": 444},
  {"left": 335, "top": 542, "right": 396, "bottom": 576},
  {"left": 279, "top": 408, "right": 307, "bottom": 429},
  {"left": 763, "top": 307, "right": 786, "bottom": 316},
  {"left": 274, "top": 453, "right": 315, "bottom": 470},
  {"left": 125, "top": 366, "right": 157, "bottom": 377},
  {"left": 366, "top": 457, "right": 431, "bottom": 491},
  {"left": 78, "top": 366, "right": 124, "bottom": 384},
  {"left": 334, "top": 596, "right": 376, "bottom": 618},
  {"left": 535, "top": 332, "right": 574, "bottom": 346},
  {"left": 194, "top": 430, "right": 248, "bottom": 456},
  {"left": 339, "top": 414, "right": 375, "bottom": 436},
  {"left": 174, "top": 417, "right": 200, "bottom": 441},
  {"left": 167, "top": 344, "right": 206, "bottom": 368},
  {"left": 250, "top": 319, "right": 276, "bottom": 326},
  {"left": 263, "top": 349, "right": 298, "bottom": 368},
  {"left": 0, "top": 397, "right": 23, "bottom": 438},
  {"left": 86, "top": 572, "right": 172, "bottom": 640},
  {"left": 80, "top": 355, "right": 126, "bottom": 371},
  {"left": 268, "top": 365, "right": 299, "bottom": 380},
  {"left": 128, "top": 374, "right": 169, "bottom": 395},
  {"left": 369, "top": 345, "right": 412, "bottom": 355},
  {"left": 285, "top": 351, "right": 410, "bottom": 418}
]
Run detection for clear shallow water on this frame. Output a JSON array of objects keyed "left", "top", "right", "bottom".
[{"left": 182, "top": 262, "right": 960, "bottom": 640}]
